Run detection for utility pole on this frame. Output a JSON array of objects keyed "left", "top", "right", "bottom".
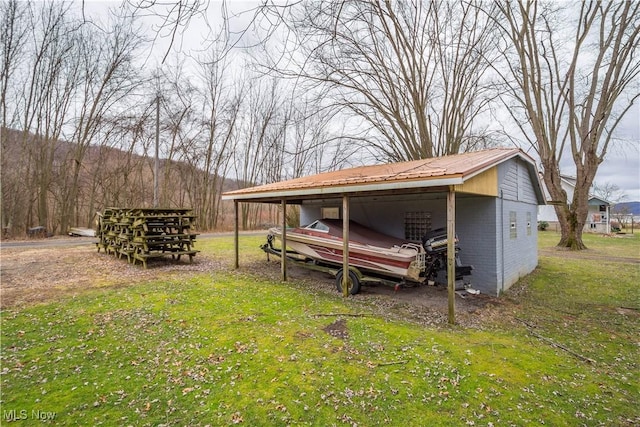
[{"left": 154, "top": 95, "right": 160, "bottom": 208}]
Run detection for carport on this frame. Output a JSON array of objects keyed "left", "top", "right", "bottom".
[{"left": 222, "top": 148, "right": 545, "bottom": 324}]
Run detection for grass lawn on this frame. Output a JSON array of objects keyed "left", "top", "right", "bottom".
[{"left": 1, "top": 233, "right": 638, "bottom": 425}]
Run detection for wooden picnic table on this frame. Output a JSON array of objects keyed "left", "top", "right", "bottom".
[{"left": 96, "top": 207, "right": 199, "bottom": 268}]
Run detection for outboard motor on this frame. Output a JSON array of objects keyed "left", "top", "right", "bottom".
[
  {"left": 421, "top": 228, "right": 458, "bottom": 254},
  {"left": 421, "top": 228, "right": 473, "bottom": 285}
]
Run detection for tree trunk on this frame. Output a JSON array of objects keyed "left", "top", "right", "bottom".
[
  {"left": 556, "top": 205, "right": 587, "bottom": 250},
  {"left": 494, "top": 1, "right": 639, "bottom": 252}
]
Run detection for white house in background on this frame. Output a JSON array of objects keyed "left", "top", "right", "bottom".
[{"left": 538, "top": 175, "right": 611, "bottom": 234}]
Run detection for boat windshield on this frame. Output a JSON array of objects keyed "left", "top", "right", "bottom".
[{"left": 304, "top": 220, "right": 329, "bottom": 232}]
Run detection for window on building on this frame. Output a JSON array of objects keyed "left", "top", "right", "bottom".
[
  {"left": 405, "top": 211, "right": 431, "bottom": 240},
  {"left": 510, "top": 211, "right": 517, "bottom": 239}
]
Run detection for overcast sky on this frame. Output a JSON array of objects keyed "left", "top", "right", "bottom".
[
  {"left": 592, "top": 104, "right": 640, "bottom": 202},
  {"left": 80, "top": 1, "right": 640, "bottom": 201}
]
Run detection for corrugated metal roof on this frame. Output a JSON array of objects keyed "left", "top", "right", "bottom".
[{"left": 223, "top": 148, "right": 536, "bottom": 201}]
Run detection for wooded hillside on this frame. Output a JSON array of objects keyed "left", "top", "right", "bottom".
[
  {"left": 1, "top": 127, "right": 249, "bottom": 235},
  {"left": 0, "top": 2, "right": 346, "bottom": 237}
]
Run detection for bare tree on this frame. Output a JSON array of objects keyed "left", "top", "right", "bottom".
[
  {"left": 0, "top": 0, "right": 29, "bottom": 235},
  {"left": 283, "top": 98, "right": 348, "bottom": 179},
  {"left": 232, "top": 74, "right": 287, "bottom": 229},
  {"left": 188, "top": 48, "right": 242, "bottom": 229},
  {"left": 1, "top": 2, "right": 151, "bottom": 234},
  {"left": 592, "top": 182, "right": 628, "bottom": 204},
  {"left": 122, "top": 0, "right": 210, "bottom": 63},
  {"left": 154, "top": 62, "right": 192, "bottom": 208},
  {"left": 0, "top": 0, "right": 27, "bottom": 130},
  {"left": 262, "top": 0, "right": 499, "bottom": 161},
  {"left": 611, "top": 205, "right": 632, "bottom": 231},
  {"left": 21, "top": 1, "right": 80, "bottom": 233},
  {"left": 100, "top": 113, "right": 156, "bottom": 209},
  {"left": 493, "top": 0, "right": 640, "bottom": 249},
  {"left": 59, "top": 12, "right": 145, "bottom": 232}
]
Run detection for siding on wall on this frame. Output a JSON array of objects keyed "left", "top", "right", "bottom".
[
  {"left": 500, "top": 158, "right": 538, "bottom": 204},
  {"left": 519, "top": 162, "right": 538, "bottom": 204},
  {"left": 497, "top": 159, "right": 539, "bottom": 292},
  {"left": 501, "top": 161, "right": 519, "bottom": 201},
  {"left": 499, "top": 199, "right": 538, "bottom": 292}
]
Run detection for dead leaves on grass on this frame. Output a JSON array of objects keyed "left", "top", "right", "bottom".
[{"left": 4, "top": 281, "right": 636, "bottom": 426}]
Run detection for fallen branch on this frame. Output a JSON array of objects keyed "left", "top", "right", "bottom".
[
  {"left": 375, "top": 360, "right": 409, "bottom": 367},
  {"left": 516, "top": 318, "right": 596, "bottom": 364}
]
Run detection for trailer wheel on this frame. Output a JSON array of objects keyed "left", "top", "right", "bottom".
[{"left": 336, "top": 269, "right": 361, "bottom": 295}]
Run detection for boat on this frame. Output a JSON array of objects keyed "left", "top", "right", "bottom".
[
  {"left": 68, "top": 227, "right": 96, "bottom": 237},
  {"left": 263, "top": 219, "right": 473, "bottom": 293}
]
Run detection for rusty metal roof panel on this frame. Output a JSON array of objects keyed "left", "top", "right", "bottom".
[{"left": 223, "top": 148, "right": 531, "bottom": 200}]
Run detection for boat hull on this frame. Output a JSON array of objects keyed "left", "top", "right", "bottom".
[{"left": 270, "top": 228, "right": 425, "bottom": 282}]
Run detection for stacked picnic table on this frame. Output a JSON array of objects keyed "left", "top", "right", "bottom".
[{"left": 96, "top": 207, "right": 199, "bottom": 268}]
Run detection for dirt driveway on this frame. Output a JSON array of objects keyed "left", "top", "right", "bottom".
[
  {"left": 0, "top": 238, "right": 500, "bottom": 326},
  {"left": 0, "top": 241, "right": 223, "bottom": 308}
]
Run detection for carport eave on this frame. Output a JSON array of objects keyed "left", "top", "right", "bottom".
[{"left": 221, "top": 176, "right": 464, "bottom": 204}]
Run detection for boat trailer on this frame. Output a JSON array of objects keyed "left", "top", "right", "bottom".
[{"left": 261, "top": 233, "right": 476, "bottom": 296}]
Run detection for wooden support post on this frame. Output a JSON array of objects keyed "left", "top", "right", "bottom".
[
  {"left": 447, "top": 186, "right": 456, "bottom": 325},
  {"left": 233, "top": 201, "right": 239, "bottom": 269},
  {"left": 342, "top": 195, "right": 350, "bottom": 297},
  {"left": 281, "top": 199, "right": 287, "bottom": 282}
]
